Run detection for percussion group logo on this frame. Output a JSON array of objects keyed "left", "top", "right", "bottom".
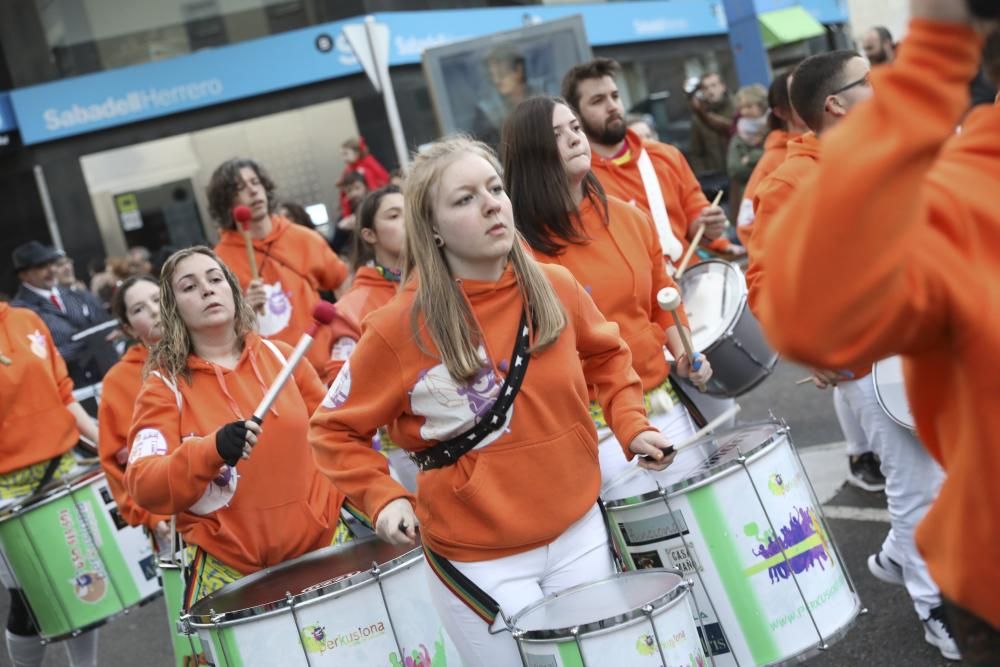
[
  {"left": 59, "top": 507, "right": 108, "bottom": 604},
  {"left": 766, "top": 470, "right": 803, "bottom": 497},
  {"left": 299, "top": 620, "right": 386, "bottom": 656},
  {"left": 743, "top": 506, "right": 833, "bottom": 584},
  {"left": 256, "top": 281, "right": 293, "bottom": 336},
  {"left": 635, "top": 631, "right": 705, "bottom": 666}
]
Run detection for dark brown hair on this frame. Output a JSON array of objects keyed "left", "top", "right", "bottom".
[
  {"left": 501, "top": 96, "right": 606, "bottom": 256},
  {"left": 351, "top": 185, "right": 402, "bottom": 267},
  {"left": 768, "top": 71, "right": 794, "bottom": 132},
  {"left": 790, "top": 50, "right": 860, "bottom": 133},
  {"left": 206, "top": 158, "right": 276, "bottom": 229},
  {"left": 561, "top": 57, "right": 621, "bottom": 112},
  {"left": 111, "top": 274, "right": 158, "bottom": 329}
]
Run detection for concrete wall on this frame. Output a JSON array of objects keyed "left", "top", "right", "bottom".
[{"left": 845, "top": 0, "right": 910, "bottom": 46}]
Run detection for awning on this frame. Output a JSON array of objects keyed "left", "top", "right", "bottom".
[{"left": 758, "top": 6, "right": 826, "bottom": 49}]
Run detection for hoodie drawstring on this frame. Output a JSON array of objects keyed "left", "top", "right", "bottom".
[
  {"left": 456, "top": 279, "right": 508, "bottom": 381},
  {"left": 210, "top": 345, "right": 279, "bottom": 421}
]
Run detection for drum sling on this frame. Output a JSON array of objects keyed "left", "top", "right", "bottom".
[{"left": 410, "top": 311, "right": 531, "bottom": 471}]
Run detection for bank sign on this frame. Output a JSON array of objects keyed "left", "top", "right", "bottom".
[{"left": 9, "top": 0, "right": 846, "bottom": 145}]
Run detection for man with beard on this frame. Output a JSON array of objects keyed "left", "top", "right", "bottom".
[
  {"left": 687, "top": 72, "right": 737, "bottom": 177},
  {"left": 758, "top": 0, "right": 999, "bottom": 660},
  {"left": 861, "top": 26, "right": 896, "bottom": 65},
  {"left": 561, "top": 58, "right": 728, "bottom": 271}
]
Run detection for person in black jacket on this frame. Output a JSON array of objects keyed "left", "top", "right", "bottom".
[{"left": 11, "top": 242, "right": 120, "bottom": 388}]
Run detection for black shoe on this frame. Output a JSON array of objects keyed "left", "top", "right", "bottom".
[{"left": 847, "top": 453, "right": 885, "bottom": 492}]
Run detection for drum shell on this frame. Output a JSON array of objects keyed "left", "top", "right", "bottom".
[
  {"left": 159, "top": 558, "right": 206, "bottom": 666},
  {"left": 0, "top": 468, "right": 162, "bottom": 639},
  {"left": 603, "top": 423, "right": 860, "bottom": 666}
]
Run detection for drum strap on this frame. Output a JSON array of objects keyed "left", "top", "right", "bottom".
[
  {"left": 636, "top": 148, "right": 684, "bottom": 263},
  {"left": 21, "top": 456, "right": 64, "bottom": 506},
  {"left": 410, "top": 311, "right": 530, "bottom": 472},
  {"left": 422, "top": 544, "right": 501, "bottom": 626}
]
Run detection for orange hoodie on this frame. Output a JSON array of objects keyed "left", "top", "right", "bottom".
[
  {"left": 756, "top": 20, "right": 999, "bottom": 627},
  {"left": 323, "top": 266, "right": 399, "bottom": 383},
  {"left": 0, "top": 304, "right": 78, "bottom": 473},
  {"left": 736, "top": 129, "right": 795, "bottom": 246},
  {"left": 309, "top": 263, "right": 652, "bottom": 562},
  {"left": 97, "top": 344, "right": 169, "bottom": 531},
  {"left": 590, "top": 129, "right": 713, "bottom": 263},
  {"left": 215, "top": 215, "right": 348, "bottom": 374},
  {"left": 125, "top": 333, "right": 346, "bottom": 574},
  {"left": 530, "top": 195, "right": 688, "bottom": 391}
]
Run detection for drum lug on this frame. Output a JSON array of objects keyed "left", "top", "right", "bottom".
[
  {"left": 641, "top": 603, "right": 654, "bottom": 616},
  {"left": 209, "top": 609, "right": 224, "bottom": 625}
]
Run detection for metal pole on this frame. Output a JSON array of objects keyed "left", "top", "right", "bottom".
[
  {"left": 364, "top": 16, "right": 409, "bottom": 169},
  {"left": 33, "top": 164, "right": 64, "bottom": 250}
]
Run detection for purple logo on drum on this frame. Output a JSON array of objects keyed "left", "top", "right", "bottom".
[
  {"left": 389, "top": 633, "right": 450, "bottom": 667},
  {"left": 744, "top": 507, "right": 833, "bottom": 584}
]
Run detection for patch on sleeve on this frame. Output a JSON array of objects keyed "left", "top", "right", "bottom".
[
  {"left": 321, "top": 360, "right": 352, "bottom": 409},
  {"left": 737, "top": 198, "right": 755, "bottom": 227},
  {"left": 330, "top": 336, "right": 357, "bottom": 361},
  {"left": 189, "top": 465, "right": 238, "bottom": 515},
  {"left": 129, "top": 428, "right": 168, "bottom": 464}
]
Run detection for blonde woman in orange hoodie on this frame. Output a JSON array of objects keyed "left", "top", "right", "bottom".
[
  {"left": 309, "top": 136, "right": 676, "bottom": 665},
  {"left": 323, "top": 184, "right": 419, "bottom": 490},
  {"left": 209, "top": 158, "right": 348, "bottom": 376},
  {"left": 501, "top": 96, "right": 713, "bottom": 487},
  {"left": 98, "top": 276, "right": 170, "bottom": 544},
  {"left": 124, "top": 247, "right": 351, "bottom": 607}
]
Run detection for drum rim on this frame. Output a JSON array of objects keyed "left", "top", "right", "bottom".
[
  {"left": 185, "top": 536, "right": 422, "bottom": 625},
  {"left": 678, "top": 259, "right": 748, "bottom": 347},
  {"left": 0, "top": 466, "right": 106, "bottom": 522},
  {"left": 871, "top": 358, "right": 916, "bottom": 432},
  {"left": 602, "top": 420, "right": 788, "bottom": 509},
  {"left": 510, "top": 568, "right": 689, "bottom": 641}
]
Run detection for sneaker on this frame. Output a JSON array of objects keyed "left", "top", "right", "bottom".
[
  {"left": 847, "top": 453, "right": 886, "bottom": 492},
  {"left": 867, "top": 552, "right": 904, "bottom": 586},
  {"left": 923, "top": 605, "right": 961, "bottom": 661}
]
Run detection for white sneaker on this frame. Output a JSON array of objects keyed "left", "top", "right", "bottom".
[
  {"left": 923, "top": 606, "right": 961, "bottom": 661},
  {"left": 867, "top": 552, "right": 904, "bottom": 586}
]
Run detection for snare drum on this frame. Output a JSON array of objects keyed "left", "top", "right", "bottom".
[
  {"left": 510, "top": 569, "right": 707, "bottom": 667},
  {"left": 872, "top": 356, "right": 915, "bottom": 431},
  {"left": 602, "top": 422, "right": 861, "bottom": 666},
  {"left": 0, "top": 466, "right": 162, "bottom": 639},
  {"left": 184, "top": 536, "right": 463, "bottom": 666},
  {"left": 675, "top": 260, "right": 778, "bottom": 397}
]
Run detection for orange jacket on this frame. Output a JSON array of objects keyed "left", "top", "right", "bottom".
[
  {"left": 97, "top": 345, "right": 169, "bottom": 531},
  {"left": 309, "top": 263, "right": 652, "bottom": 562},
  {"left": 125, "top": 333, "right": 346, "bottom": 574},
  {"left": 0, "top": 304, "right": 78, "bottom": 473},
  {"left": 323, "top": 266, "right": 399, "bottom": 383},
  {"left": 590, "top": 130, "right": 712, "bottom": 262},
  {"left": 530, "top": 195, "right": 688, "bottom": 391},
  {"left": 756, "top": 20, "right": 999, "bottom": 627},
  {"left": 215, "top": 215, "right": 348, "bottom": 374},
  {"left": 746, "top": 132, "right": 820, "bottom": 316},
  {"left": 736, "top": 129, "right": 795, "bottom": 246}
]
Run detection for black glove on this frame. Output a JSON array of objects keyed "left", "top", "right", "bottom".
[{"left": 216, "top": 421, "right": 248, "bottom": 467}]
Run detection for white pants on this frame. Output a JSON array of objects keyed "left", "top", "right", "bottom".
[
  {"left": 838, "top": 377, "right": 944, "bottom": 618},
  {"left": 425, "top": 505, "right": 613, "bottom": 666},
  {"left": 833, "top": 385, "right": 872, "bottom": 456}
]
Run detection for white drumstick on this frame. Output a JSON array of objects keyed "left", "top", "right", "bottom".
[
  {"left": 602, "top": 403, "right": 741, "bottom": 494},
  {"left": 658, "top": 287, "right": 706, "bottom": 392}
]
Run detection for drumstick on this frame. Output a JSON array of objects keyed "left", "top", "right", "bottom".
[
  {"left": 675, "top": 191, "right": 723, "bottom": 279},
  {"left": 233, "top": 206, "right": 258, "bottom": 280},
  {"left": 251, "top": 302, "right": 336, "bottom": 424},
  {"left": 796, "top": 376, "right": 814, "bottom": 385},
  {"left": 602, "top": 403, "right": 742, "bottom": 493},
  {"left": 657, "top": 287, "right": 706, "bottom": 392}
]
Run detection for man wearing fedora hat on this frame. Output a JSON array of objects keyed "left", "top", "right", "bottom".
[{"left": 11, "top": 241, "right": 119, "bottom": 388}]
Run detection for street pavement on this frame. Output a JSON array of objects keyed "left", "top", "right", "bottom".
[{"left": 0, "top": 360, "right": 957, "bottom": 666}]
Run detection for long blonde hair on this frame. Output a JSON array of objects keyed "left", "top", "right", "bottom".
[
  {"left": 146, "top": 246, "right": 257, "bottom": 382},
  {"left": 402, "top": 136, "right": 566, "bottom": 382}
]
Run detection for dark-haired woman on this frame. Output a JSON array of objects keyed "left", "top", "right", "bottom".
[{"left": 502, "top": 96, "right": 713, "bottom": 487}]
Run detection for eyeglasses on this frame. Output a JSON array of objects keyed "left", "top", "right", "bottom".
[{"left": 830, "top": 73, "right": 871, "bottom": 96}]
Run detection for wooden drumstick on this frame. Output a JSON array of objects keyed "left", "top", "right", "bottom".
[
  {"left": 795, "top": 376, "right": 814, "bottom": 385},
  {"left": 657, "top": 287, "right": 706, "bottom": 392},
  {"left": 676, "top": 190, "right": 724, "bottom": 279}
]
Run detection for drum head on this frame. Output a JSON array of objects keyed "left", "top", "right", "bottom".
[
  {"left": 873, "top": 356, "right": 915, "bottom": 431},
  {"left": 677, "top": 260, "right": 745, "bottom": 352},
  {"left": 187, "top": 536, "right": 418, "bottom": 623},
  {"left": 512, "top": 570, "right": 684, "bottom": 639},
  {"left": 648, "top": 421, "right": 785, "bottom": 494}
]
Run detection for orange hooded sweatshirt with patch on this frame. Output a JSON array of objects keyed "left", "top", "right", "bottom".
[
  {"left": 736, "top": 129, "right": 796, "bottom": 246},
  {"left": 125, "top": 333, "right": 346, "bottom": 574},
  {"left": 530, "top": 195, "right": 688, "bottom": 391},
  {"left": 0, "top": 304, "right": 78, "bottom": 474},
  {"left": 757, "top": 20, "right": 1000, "bottom": 627},
  {"left": 310, "top": 263, "right": 652, "bottom": 562},
  {"left": 589, "top": 129, "right": 717, "bottom": 263},
  {"left": 215, "top": 215, "right": 348, "bottom": 375},
  {"left": 323, "top": 266, "right": 399, "bottom": 383},
  {"left": 98, "top": 344, "right": 169, "bottom": 531}
]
